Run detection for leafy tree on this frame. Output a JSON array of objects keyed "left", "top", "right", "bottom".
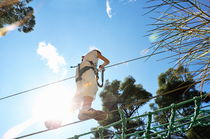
[
  {"left": 150, "top": 66, "right": 209, "bottom": 138},
  {"left": 92, "top": 76, "right": 152, "bottom": 138},
  {"left": 0, "top": 0, "right": 35, "bottom": 35},
  {"left": 146, "top": 0, "right": 210, "bottom": 87},
  {"left": 187, "top": 125, "right": 210, "bottom": 139}
]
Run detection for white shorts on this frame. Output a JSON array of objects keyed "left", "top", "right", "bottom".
[{"left": 75, "top": 69, "right": 98, "bottom": 99}]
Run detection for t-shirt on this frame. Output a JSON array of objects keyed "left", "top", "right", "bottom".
[
  {"left": 75, "top": 50, "right": 99, "bottom": 81},
  {"left": 81, "top": 50, "right": 98, "bottom": 67}
]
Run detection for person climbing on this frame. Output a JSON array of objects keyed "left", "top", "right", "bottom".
[
  {"left": 72, "top": 49, "right": 110, "bottom": 121},
  {"left": 44, "top": 50, "right": 109, "bottom": 129}
]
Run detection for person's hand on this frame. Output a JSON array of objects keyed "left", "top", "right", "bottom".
[{"left": 99, "top": 65, "right": 105, "bottom": 71}]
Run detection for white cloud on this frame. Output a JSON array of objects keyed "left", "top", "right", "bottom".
[
  {"left": 140, "top": 48, "right": 150, "bottom": 56},
  {"left": 106, "top": 0, "right": 112, "bottom": 18},
  {"left": 37, "top": 42, "right": 67, "bottom": 74}
]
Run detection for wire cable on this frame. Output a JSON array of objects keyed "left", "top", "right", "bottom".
[
  {"left": 0, "top": 76, "right": 75, "bottom": 101},
  {"left": 14, "top": 120, "right": 84, "bottom": 139},
  {"left": 105, "top": 51, "right": 165, "bottom": 69},
  {"left": 4, "top": 50, "right": 209, "bottom": 139},
  {"left": 14, "top": 93, "right": 209, "bottom": 139},
  {"left": 0, "top": 50, "right": 166, "bottom": 101},
  {"left": 14, "top": 84, "right": 209, "bottom": 139}
]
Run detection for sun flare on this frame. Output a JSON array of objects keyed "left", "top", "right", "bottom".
[{"left": 32, "top": 84, "right": 75, "bottom": 122}]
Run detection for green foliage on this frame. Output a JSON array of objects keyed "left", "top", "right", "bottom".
[
  {"left": 187, "top": 125, "right": 210, "bottom": 139},
  {"left": 152, "top": 65, "right": 209, "bottom": 138},
  {"left": 91, "top": 128, "right": 114, "bottom": 139},
  {"left": 156, "top": 66, "right": 199, "bottom": 109},
  {"left": 92, "top": 76, "right": 152, "bottom": 138},
  {"left": 0, "top": 0, "right": 35, "bottom": 33}
]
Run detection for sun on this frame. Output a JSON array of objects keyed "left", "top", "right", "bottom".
[{"left": 32, "top": 84, "right": 75, "bottom": 122}]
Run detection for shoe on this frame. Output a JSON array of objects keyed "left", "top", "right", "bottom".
[
  {"left": 94, "top": 110, "right": 108, "bottom": 121},
  {"left": 78, "top": 108, "right": 108, "bottom": 121},
  {"left": 44, "top": 120, "right": 62, "bottom": 129},
  {"left": 78, "top": 108, "right": 97, "bottom": 121}
]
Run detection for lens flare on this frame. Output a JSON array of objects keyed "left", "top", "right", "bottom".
[
  {"left": 0, "top": 23, "right": 19, "bottom": 36},
  {"left": 32, "top": 84, "right": 75, "bottom": 123},
  {"left": 149, "top": 33, "right": 159, "bottom": 42},
  {"left": 3, "top": 119, "right": 35, "bottom": 139}
]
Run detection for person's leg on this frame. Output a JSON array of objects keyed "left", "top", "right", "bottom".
[
  {"left": 81, "top": 96, "right": 93, "bottom": 110},
  {"left": 77, "top": 73, "right": 101, "bottom": 120},
  {"left": 78, "top": 96, "right": 107, "bottom": 121},
  {"left": 70, "top": 94, "right": 82, "bottom": 112},
  {"left": 78, "top": 96, "right": 98, "bottom": 120}
]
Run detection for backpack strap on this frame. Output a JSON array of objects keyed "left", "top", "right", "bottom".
[
  {"left": 75, "top": 61, "right": 97, "bottom": 82},
  {"left": 75, "top": 61, "right": 105, "bottom": 88}
]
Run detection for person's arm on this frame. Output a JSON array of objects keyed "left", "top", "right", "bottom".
[{"left": 96, "top": 51, "right": 110, "bottom": 70}]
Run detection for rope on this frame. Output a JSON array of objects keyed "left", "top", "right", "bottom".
[
  {"left": 144, "top": 112, "right": 152, "bottom": 139},
  {"left": 187, "top": 97, "right": 201, "bottom": 130},
  {"left": 98, "top": 127, "right": 104, "bottom": 139},
  {"left": 0, "top": 76, "right": 75, "bottom": 101},
  {"left": 5, "top": 50, "right": 209, "bottom": 139},
  {"left": 14, "top": 120, "right": 86, "bottom": 139},
  {"left": 105, "top": 51, "right": 165, "bottom": 69},
  {"left": 13, "top": 83, "right": 208, "bottom": 139},
  {"left": 14, "top": 94, "right": 209, "bottom": 139},
  {"left": 119, "top": 108, "right": 127, "bottom": 139},
  {"left": 0, "top": 50, "right": 166, "bottom": 101},
  {"left": 165, "top": 104, "right": 176, "bottom": 138}
]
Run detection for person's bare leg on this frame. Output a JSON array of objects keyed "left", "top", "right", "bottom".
[
  {"left": 81, "top": 96, "right": 93, "bottom": 110},
  {"left": 78, "top": 96, "right": 97, "bottom": 120},
  {"left": 78, "top": 96, "right": 108, "bottom": 121}
]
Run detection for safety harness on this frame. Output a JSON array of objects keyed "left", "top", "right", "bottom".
[{"left": 75, "top": 61, "right": 104, "bottom": 87}]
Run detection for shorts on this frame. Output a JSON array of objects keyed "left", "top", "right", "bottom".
[{"left": 75, "top": 69, "right": 98, "bottom": 99}]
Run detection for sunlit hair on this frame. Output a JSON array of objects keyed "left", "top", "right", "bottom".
[
  {"left": 89, "top": 47, "right": 101, "bottom": 53},
  {"left": 93, "top": 49, "right": 101, "bottom": 55},
  {"left": 81, "top": 49, "right": 101, "bottom": 61}
]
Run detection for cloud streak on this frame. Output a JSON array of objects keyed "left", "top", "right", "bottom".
[
  {"left": 3, "top": 119, "right": 34, "bottom": 139},
  {"left": 37, "top": 42, "right": 67, "bottom": 74},
  {"left": 106, "top": 0, "right": 112, "bottom": 18}
]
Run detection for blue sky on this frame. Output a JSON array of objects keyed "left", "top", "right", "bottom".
[{"left": 0, "top": 0, "right": 209, "bottom": 139}]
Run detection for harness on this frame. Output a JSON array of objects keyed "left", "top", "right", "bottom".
[{"left": 75, "top": 61, "right": 104, "bottom": 87}]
